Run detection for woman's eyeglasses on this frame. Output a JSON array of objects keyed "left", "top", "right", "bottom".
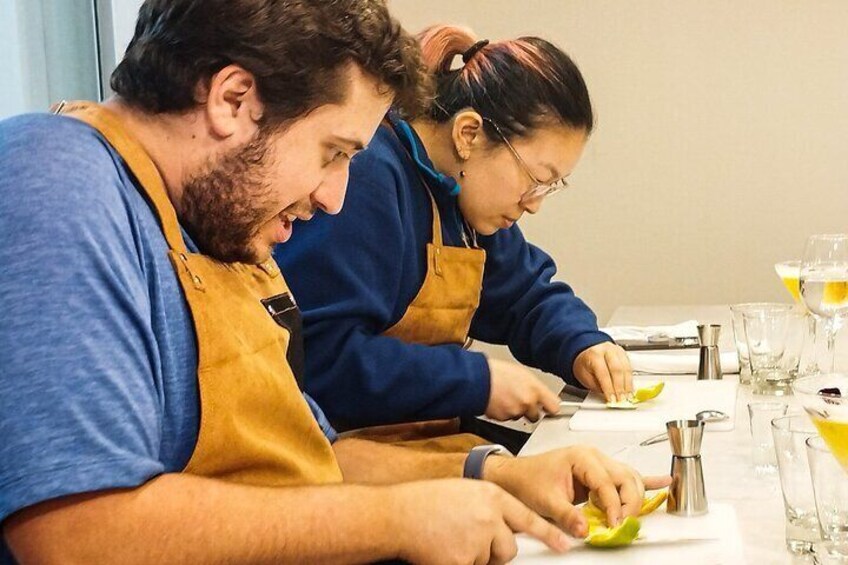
[{"left": 483, "top": 118, "right": 569, "bottom": 202}]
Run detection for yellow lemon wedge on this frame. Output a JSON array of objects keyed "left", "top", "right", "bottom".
[
  {"left": 584, "top": 516, "right": 642, "bottom": 548},
  {"left": 638, "top": 490, "right": 668, "bottom": 515},
  {"left": 582, "top": 500, "right": 606, "bottom": 521},
  {"left": 605, "top": 382, "right": 665, "bottom": 409},
  {"left": 582, "top": 489, "right": 668, "bottom": 530},
  {"left": 633, "top": 382, "right": 665, "bottom": 403},
  {"left": 582, "top": 493, "right": 667, "bottom": 549}
]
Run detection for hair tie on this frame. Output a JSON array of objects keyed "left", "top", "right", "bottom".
[{"left": 462, "top": 39, "right": 490, "bottom": 64}]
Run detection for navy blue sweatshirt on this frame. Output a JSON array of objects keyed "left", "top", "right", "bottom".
[{"left": 275, "top": 120, "right": 611, "bottom": 429}]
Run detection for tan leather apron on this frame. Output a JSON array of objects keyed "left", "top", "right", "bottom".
[
  {"left": 59, "top": 102, "right": 342, "bottom": 487},
  {"left": 344, "top": 127, "right": 490, "bottom": 452},
  {"left": 383, "top": 189, "right": 486, "bottom": 346}
]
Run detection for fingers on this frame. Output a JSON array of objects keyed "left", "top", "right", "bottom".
[
  {"left": 500, "top": 493, "right": 571, "bottom": 554},
  {"left": 604, "top": 346, "right": 633, "bottom": 401},
  {"left": 537, "top": 385, "right": 561, "bottom": 416},
  {"left": 545, "top": 497, "right": 589, "bottom": 538},
  {"left": 473, "top": 546, "right": 491, "bottom": 565},
  {"left": 612, "top": 466, "right": 645, "bottom": 518},
  {"left": 572, "top": 449, "right": 660, "bottom": 524},
  {"left": 644, "top": 474, "right": 673, "bottom": 490},
  {"left": 559, "top": 461, "right": 576, "bottom": 503},
  {"left": 619, "top": 347, "right": 634, "bottom": 395},
  {"left": 572, "top": 453, "right": 623, "bottom": 526},
  {"left": 589, "top": 356, "right": 616, "bottom": 403},
  {"left": 488, "top": 522, "right": 519, "bottom": 565},
  {"left": 511, "top": 374, "right": 559, "bottom": 422},
  {"left": 486, "top": 360, "right": 561, "bottom": 421},
  {"left": 575, "top": 344, "right": 635, "bottom": 403}
]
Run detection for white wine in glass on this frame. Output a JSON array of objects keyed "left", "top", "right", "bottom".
[
  {"left": 800, "top": 234, "right": 848, "bottom": 372},
  {"left": 776, "top": 260, "right": 826, "bottom": 376}
]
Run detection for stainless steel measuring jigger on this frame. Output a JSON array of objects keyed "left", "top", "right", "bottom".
[
  {"left": 697, "top": 324, "right": 723, "bottom": 380},
  {"left": 666, "top": 419, "right": 709, "bottom": 516}
]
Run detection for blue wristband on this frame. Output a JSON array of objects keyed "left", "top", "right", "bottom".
[{"left": 462, "top": 444, "right": 512, "bottom": 480}]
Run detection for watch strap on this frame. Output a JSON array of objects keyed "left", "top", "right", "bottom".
[{"left": 462, "top": 444, "right": 511, "bottom": 480}]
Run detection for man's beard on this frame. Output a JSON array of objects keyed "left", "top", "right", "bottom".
[{"left": 179, "top": 132, "right": 277, "bottom": 264}]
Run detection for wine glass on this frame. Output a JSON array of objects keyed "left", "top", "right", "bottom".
[
  {"left": 793, "top": 374, "right": 848, "bottom": 473},
  {"left": 800, "top": 235, "right": 848, "bottom": 373},
  {"left": 775, "top": 260, "right": 802, "bottom": 303},
  {"left": 776, "top": 260, "right": 824, "bottom": 375}
]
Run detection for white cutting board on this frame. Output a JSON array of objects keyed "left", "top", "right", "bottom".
[
  {"left": 514, "top": 502, "right": 746, "bottom": 564},
  {"left": 569, "top": 379, "right": 738, "bottom": 433}
]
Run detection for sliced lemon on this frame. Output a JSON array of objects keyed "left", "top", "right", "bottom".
[
  {"left": 638, "top": 490, "right": 668, "bottom": 515},
  {"left": 632, "top": 382, "right": 665, "bottom": 403},
  {"left": 582, "top": 489, "right": 668, "bottom": 523},
  {"left": 605, "top": 382, "right": 665, "bottom": 408},
  {"left": 585, "top": 515, "right": 605, "bottom": 533},
  {"left": 585, "top": 516, "right": 641, "bottom": 548},
  {"left": 582, "top": 500, "right": 606, "bottom": 520}
]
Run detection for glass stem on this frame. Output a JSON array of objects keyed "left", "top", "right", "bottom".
[
  {"left": 824, "top": 316, "right": 840, "bottom": 373},
  {"left": 804, "top": 314, "right": 820, "bottom": 375}
]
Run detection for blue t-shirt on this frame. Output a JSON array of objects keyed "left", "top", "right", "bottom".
[{"left": 0, "top": 113, "right": 335, "bottom": 561}]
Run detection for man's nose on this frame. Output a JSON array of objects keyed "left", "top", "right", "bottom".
[{"left": 312, "top": 167, "right": 349, "bottom": 216}]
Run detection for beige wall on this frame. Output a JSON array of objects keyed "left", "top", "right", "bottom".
[{"left": 389, "top": 0, "right": 848, "bottom": 324}]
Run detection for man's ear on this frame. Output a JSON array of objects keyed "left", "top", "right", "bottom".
[
  {"left": 451, "top": 110, "right": 485, "bottom": 161},
  {"left": 203, "top": 64, "right": 264, "bottom": 139}
]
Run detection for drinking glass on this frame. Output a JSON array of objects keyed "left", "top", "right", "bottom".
[
  {"left": 800, "top": 235, "right": 848, "bottom": 372},
  {"left": 776, "top": 260, "right": 802, "bottom": 303},
  {"left": 807, "top": 436, "right": 848, "bottom": 544},
  {"left": 731, "top": 303, "right": 772, "bottom": 385},
  {"left": 748, "top": 401, "right": 788, "bottom": 474},
  {"left": 793, "top": 374, "right": 848, "bottom": 473},
  {"left": 743, "top": 304, "right": 806, "bottom": 395},
  {"left": 772, "top": 414, "right": 821, "bottom": 554},
  {"left": 776, "top": 260, "right": 824, "bottom": 375}
]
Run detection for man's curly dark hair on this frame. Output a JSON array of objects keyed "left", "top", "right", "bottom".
[{"left": 110, "top": 0, "right": 429, "bottom": 125}]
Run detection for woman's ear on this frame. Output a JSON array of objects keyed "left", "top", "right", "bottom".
[{"left": 451, "top": 110, "right": 485, "bottom": 161}]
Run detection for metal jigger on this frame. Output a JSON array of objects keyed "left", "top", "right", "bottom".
[
  {"left": 697, "top": 324, "right": 723, "bottom": 380},
  {"left": 666, "top": 419, "right": 709, "bottom": 516}
]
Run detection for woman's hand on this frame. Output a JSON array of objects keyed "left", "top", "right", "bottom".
[
  {"left": 572, "top": 342, "right": 633, "bottom": 403},
  {"left": 485, "top": 359, "right": 561, "bottom": 421}
]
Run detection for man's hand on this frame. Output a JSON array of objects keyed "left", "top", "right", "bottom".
[
  {"left": 485, "top": 446, "right": 672, "bottom": 537},
  {"left": 389, "top": 479, "right": 570, "bottom": 565},
  {"left": 573, "top": 342, "right": 633, "bottom": 403},
  {"left": 485, "top": 359, "right": 561, "bottom": 422}
]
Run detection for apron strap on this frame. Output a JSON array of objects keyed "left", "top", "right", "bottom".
[
  {"left": 424, "top": 188, "right": 444, "bottom": 248},
  {"left": 382, "top": 118, "right": 446, "bottom": 250},
  {"left": 55, "top": 101, "right": 189, "bottom": 254}
]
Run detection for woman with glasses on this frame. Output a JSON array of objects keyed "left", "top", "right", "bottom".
[{"left": 275, "top": 25, "right": 632, "bottom": 451}]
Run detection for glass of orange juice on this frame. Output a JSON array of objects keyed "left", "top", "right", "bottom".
[{"left": 793, "top": 374, "right": 848, "bottom": 474}]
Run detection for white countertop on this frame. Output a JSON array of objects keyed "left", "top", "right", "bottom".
[{"left": 517, "top": 305, "right": 818, "bottom": 565}]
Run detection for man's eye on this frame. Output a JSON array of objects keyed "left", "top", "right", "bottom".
[{"left": 325, "top": 151, "right": 350, "bottom": 166}]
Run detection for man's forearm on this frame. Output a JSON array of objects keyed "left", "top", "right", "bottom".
[
  {"left": 334, "top": 438, "right": 466, "bottom": 483},
  {"left": 4, "top": 473, "right": 403, "bottom": 565}
]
